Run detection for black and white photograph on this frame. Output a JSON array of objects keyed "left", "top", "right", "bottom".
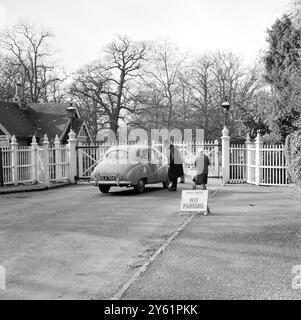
[{"left": 0, "top": 0, "right": 301, "bottom": 305}]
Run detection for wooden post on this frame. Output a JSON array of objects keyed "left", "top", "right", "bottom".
[
  {"left": 245, "top": 134, "right": 252, "bottom": 183},
  {"left": 11, "top": 135, "right": 18, "bottom": 186},
  {"left": 54, "top": 135, "right": 61, "bottom": 182},
  {"left": 221, "top": 126, "right": 230, "bottom": 184},
  {"left": 255, "top": 131, "right": 262, "bottom": 186},
  {"left": 68, "top": 130, "right": 77, "bottom": 183},
  {"left": 214, "top": 139, "right": 219, "bottom": 177},
  {"left": 31, "top": 135, "right": 38, "bottom": 184},
  {"left": 0, "top": 148, "right": 3, "bottom": 187},
  {"left": 43, "top": 134, "right": 50, "bottom": 184}
]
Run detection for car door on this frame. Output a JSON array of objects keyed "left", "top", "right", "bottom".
[
  {"left": 143, "top": 147, "right": 158, "bottom": 183},
  {"left": 151, "top": 148, "right": 167, "bottom": 182}
]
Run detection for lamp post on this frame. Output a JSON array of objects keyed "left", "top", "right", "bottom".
[{"left": 221, "top": 98, "right": 230, "bottom": 128}]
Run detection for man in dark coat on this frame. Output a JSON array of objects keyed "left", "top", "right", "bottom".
[{"left": 164, "top": 140, "right": 184, "bottom": 191}]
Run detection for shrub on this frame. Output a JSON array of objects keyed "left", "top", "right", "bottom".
[{"left": 285, "top": 130, "right": 301, "bottom": 184}]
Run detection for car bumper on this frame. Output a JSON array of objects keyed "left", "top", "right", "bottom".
[{"left": 90, "top": 180, "right": 132, "bottom": 187}]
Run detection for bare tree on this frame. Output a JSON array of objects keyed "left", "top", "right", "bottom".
[
  {"left": 0, "top": 54, "right": 22, "bottom": 101},
  {"left": 0, "top": 19, "right": 65, "bottom": 103},
  {"left": 186, "top": 54, "right": 219, "bottom": 138},
  {"left": 70, "top": 36, "right": 147, "bottom": 136},
  {"left": 144, "top": 41, "right": 186, "bottom": 129}
]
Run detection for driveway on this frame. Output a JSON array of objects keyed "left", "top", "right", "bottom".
[
  {"left": 0, "top": 183, "right": 199, "bottom": 299},
  {"left": 122, "top": 184, "right": 301, "bottom": 300}
]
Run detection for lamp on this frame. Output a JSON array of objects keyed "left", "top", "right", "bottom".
[
  {"left": 67, "top": 103, "right": 76, "bottom": 130},
  {"left": 221, "top": 98, "right": 230, "bottom": 127}
]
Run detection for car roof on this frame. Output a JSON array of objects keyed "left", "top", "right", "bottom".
[{"left": 106, "top": 145, "right": 151, "bottom": 152}]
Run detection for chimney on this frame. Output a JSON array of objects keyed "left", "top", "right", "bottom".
[
  {"left": 11, "top": 82, "right": 28, "bottom": 110},
  {"left": 15, "top": 83, "right": 23, "bottom": 100}
]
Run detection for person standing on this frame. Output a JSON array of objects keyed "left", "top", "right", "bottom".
[
  {"left": 193, "top": 148, "right": 211, "bottom": 214},
  {"left": 164, "top": 140, "right": 184, "bottom": 191},
  {"left": 193, "top": 148, "right": 210, "bottom": 190}
]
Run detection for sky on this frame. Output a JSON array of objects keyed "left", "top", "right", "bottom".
[{"left": 0, "top": 0, "right": 292, "bottom": 72}]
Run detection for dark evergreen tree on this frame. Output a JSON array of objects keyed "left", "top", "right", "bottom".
[{"left": 264, "top": 14, "right": 301, "bottom": 142}]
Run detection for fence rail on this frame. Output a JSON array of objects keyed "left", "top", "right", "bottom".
[
  {"left": 1, "top": 130, "right": 290, "bottom": 188},
  {"left": 0, "top": 135, "right": 71, "bottom": 186}
]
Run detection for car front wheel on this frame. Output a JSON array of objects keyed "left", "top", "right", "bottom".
[
  {"left": 134, "top": 179, "right": 145, "bottom": 194},
  {"left": 99, "top": 185, "right": 111, "bottom": 193}
]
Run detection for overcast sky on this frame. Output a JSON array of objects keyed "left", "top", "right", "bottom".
[{"left": 0, "top": 0, "right": 292, "bottom": 71}]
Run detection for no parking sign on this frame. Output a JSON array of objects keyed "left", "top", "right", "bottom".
[{"left": 180, "top": 190, "right": 209, "bottom": 215}]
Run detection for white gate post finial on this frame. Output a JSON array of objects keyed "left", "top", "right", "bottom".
[
  {"left": 31, "top": 135, "right": 38, "bottom": 184},
  {"left": 10, "top": 135, "right": 18, "bottom": 186},
  {"left": 221, "top": 127, "right": 230, "bottom": 184},
  {"left": 68, "top": 129, "right": 76, "bottom": 141},
  {"left": 54, "top": 135, "right": 60, "bottom": 144},
  {"left": 68, "top": 130, "right": 77, "bottom": 183}
]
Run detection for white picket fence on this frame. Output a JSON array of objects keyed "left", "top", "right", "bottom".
[
  {"left": 0, "top": 128, "right": 289, "bottom": 187},
  {"left": 0, "top": 134, "right": 73, "bottom": 186},
  {"left": 228, "top": 132, "right": 288, "bottom": 186}
]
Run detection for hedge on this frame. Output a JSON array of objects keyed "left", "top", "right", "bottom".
[{"left": 285, "top": 130, "right": 301, "bottom": 184}]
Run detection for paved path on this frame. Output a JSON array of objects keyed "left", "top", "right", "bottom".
[
  {"left": 122, "top": 184, "right": 301, "bottom": 300},
  {"left": 0, "top": 182, "right": 219, "bottom": 300}
]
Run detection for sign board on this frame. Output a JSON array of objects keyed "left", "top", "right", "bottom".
[
  {"left": 180, "top": 190, "right": 209, "bottom": 214},
  {"left": 0, "top": 135, "right": 9, "bottom": 147}
]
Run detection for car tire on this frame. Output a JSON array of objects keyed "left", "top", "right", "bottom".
[
  {"left": 134, "top": 179, "right": 145, "bottom": 194},
  {"left": 99, "top": 185, "right": 111, "bottom": 193}
]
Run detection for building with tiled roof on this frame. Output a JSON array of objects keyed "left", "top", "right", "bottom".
[{"left": 0, "top": 84, "right": 93, "bottom": 146}]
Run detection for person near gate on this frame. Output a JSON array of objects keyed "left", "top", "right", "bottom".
[
  {"left": 164, "top": 140, "right": 184, "bottom": 192},
  {"left": 193, "top": 147, "right": 211, "bottom": 214},
  {"left": 193, "top": 147, "right": 210, "bottom": 190}
]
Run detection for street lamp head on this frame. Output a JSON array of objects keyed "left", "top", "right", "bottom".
[
  {"left": 66, "top": 103, "right": 76, "bottom": 119},
  {"left": 221, "top": 97, "right": 230, "bottom": 128},
  {"left": 221, "top": 99, "right": 230, "bottom": 113}
]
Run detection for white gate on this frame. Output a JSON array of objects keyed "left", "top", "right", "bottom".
[
  {"left": 152, "top": 140, "right": 220, "bottom": 179},
  {"left": 77, "top": 143, "right": 112, "bottom": 179},
  {"left": 77, "top": 141, "right": 221, "bottom": 180},
  {"left": 229, "top": 144, "right": 247, "bottom": 183},
  {"left": 229, "top": 134, "right": 288, "bottom": 186}
]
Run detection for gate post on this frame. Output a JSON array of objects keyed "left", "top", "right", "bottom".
[
  {"left": 245, "top": 134, "right": 251, "bottom": 183},
  {"left": 68, "top": 130, "right": 77, "bottom": 183},
  {"left": 31, "top": 135, "right": 38, "bottom": 184},
  {"left": 54, "top": 135, "right": 61, "bottom": 182},
  {"left": 214, "top": 139, "right": 219, "bottom": 177},
  {"left": 43, "top": 134, "right": 50, "bottom": 185},
  {"left": 11, "top": 135, "right": 18, "bottom": 185},
  {"left": 221, "top": 127, "right": 230, "bottom": 184},
  {"left": 255, "top": 131, "right": 262, "bottom": 186},
  {"left": 0, "top": 148, "right": 3, "bottom": 187}
]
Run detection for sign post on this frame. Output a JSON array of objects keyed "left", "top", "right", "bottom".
[{"left": 180, "top": 190, "right": 209, "bottom": 216}]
